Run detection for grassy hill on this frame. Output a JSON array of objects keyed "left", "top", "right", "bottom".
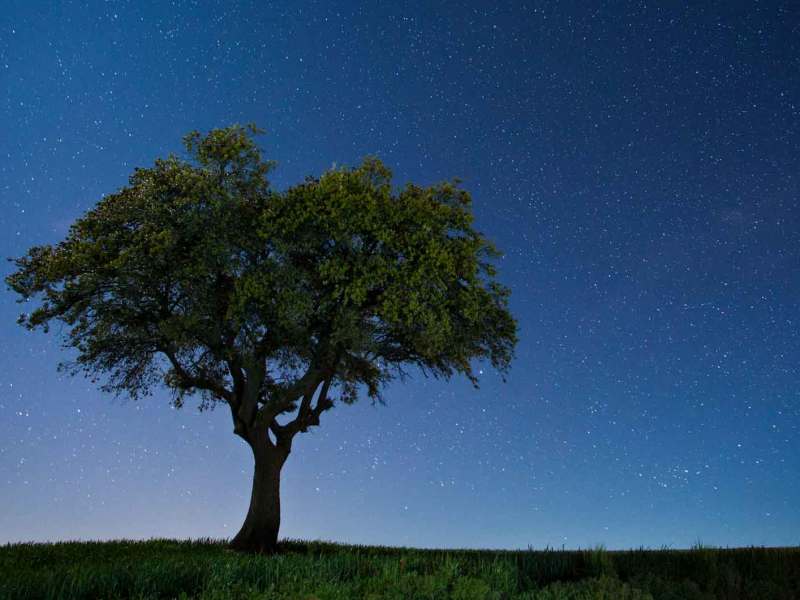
[{"left": 1, "top": 538, "right": 798, "bottom": 599}]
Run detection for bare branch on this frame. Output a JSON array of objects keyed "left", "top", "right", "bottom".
[
  {"left": 260, "top": 362, "right": 326, "bottom": 422},
  {"left": 238, "top": 357, "right": 266, "bottom": 430},
  {"left": 271, "top": 375, "right": 335, "bottom": 450}
]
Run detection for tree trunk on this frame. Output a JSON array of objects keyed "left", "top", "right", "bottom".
[{"left": 230, "top": 443, "right": 285, "bottom": 553}]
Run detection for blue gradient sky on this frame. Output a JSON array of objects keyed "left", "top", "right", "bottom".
[{"left": 1, "top": 1, "right": 798, "bottom": 549}]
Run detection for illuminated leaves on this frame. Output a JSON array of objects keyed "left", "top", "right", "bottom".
[{"left": 6, "top": 125, "right": 517, "bottom": 408}]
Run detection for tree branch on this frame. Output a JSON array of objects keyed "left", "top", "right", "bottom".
[
  {"left": 260, "top": 362, "right": 326, "bottom": 423},
  {"left": 238, "top": 357, "right": 265, "bottom": 431},
  {"left": 270, "top": 374, "right": 335, "bottom": 450},
  {"left": 160, "top": 346, "right": 234, "bottom": 402},
  {"left": 220, "top": 357, "right": 249, "bottom": 438}
]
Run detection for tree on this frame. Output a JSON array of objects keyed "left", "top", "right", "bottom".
[{"left": 6, "top": 124, "right": 518, "bottom": 553}]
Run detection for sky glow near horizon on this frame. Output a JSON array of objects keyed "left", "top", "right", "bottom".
[{"left": 1, "top": 1, "right": 799, "bottom": 549}]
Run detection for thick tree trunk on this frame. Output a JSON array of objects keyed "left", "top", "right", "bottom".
[{"left": 230, "top": 444, "right": 285, "bottom": 553}]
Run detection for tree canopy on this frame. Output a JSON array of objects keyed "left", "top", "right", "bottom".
[{"left": 7, "top": 124, "right": 517, "bottom": 441}]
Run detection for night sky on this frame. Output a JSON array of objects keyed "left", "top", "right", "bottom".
[{"left": 2, "top": 1, "right": 799, "bottom": 550}]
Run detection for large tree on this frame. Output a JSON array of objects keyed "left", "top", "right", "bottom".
[{"left": 6, "top": 125, "right": 518, "bottom": 553}]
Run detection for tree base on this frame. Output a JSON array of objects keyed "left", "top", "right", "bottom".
[{"left": 229, "top": 521, "right": 280, "bottom": 554}]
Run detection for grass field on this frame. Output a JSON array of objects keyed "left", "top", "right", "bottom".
[{"left": 1, "top": 538, "right": 798, "bottom": 599}]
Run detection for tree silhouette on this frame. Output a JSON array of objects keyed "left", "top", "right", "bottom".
[{"left": 6, "top": 125, "right": 518, "bottom": 553}]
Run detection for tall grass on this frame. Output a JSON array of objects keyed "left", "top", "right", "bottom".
[{"left": 1, "top": 538, "right": 798, "bottom": 599}]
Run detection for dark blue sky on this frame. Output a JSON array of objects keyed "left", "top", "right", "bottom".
[{"left": 1, "top": 1, "right": 798, "bottom": 549}]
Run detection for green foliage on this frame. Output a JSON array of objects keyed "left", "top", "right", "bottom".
[
  {"left": 520, "top": 576, "right": 654, "bottom": 600},
  {"left": 6, "top": 124, "right": 517, "bottom": 417},
  {"left": 1, "top": 539, "right": 798, "bottom": 600}
]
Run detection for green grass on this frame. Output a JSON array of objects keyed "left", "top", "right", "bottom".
[{"left": 1, "top": 538, "right": 798, "bottom": 599}]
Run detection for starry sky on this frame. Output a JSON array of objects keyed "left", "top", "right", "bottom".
[{"left": 1, "top": 1, "right": 799, "bottom": 550}]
